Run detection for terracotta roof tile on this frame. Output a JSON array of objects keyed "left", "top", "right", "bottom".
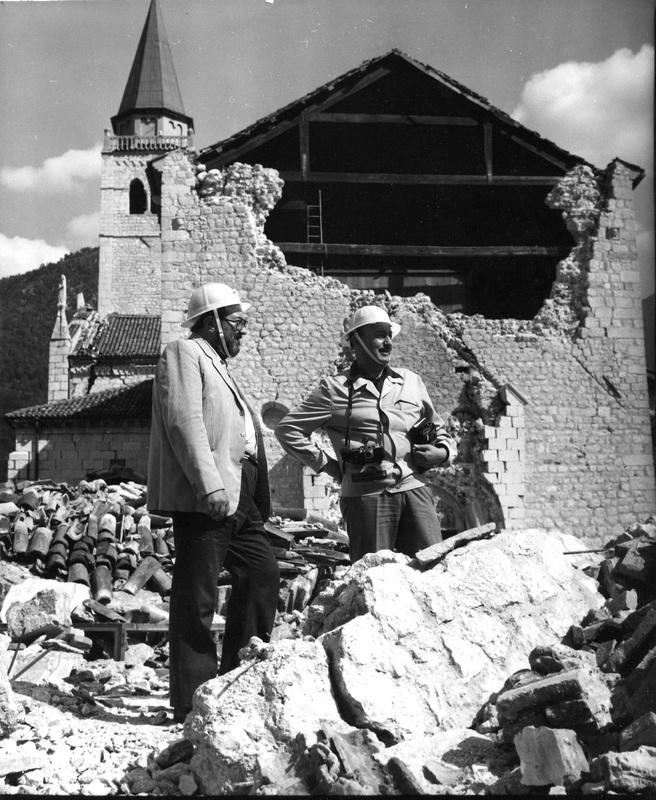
[
  {"left": 5, "top": 380, "right": 153, "bottom": 425},
  {"left": 93, "top": 314, "right": 161, "bottom": 360}
]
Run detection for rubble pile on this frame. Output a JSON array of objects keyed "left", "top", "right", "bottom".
[
  {"left": 1, "top": 512, "right": 655, "bottom": 795},
  {"left": 471, "top": 516, "right": 656, "bottom": 795},
  {"left": 0, "top": 479, "right": 349, "bottom": 637}
]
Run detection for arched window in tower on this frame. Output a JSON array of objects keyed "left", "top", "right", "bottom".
[{"left": 129, "top": 179, "right": 148, "bottom": 214}]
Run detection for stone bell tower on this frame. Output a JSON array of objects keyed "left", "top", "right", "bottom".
[{"left": 98, "top": 0, "right": 194, "bottom": 318}]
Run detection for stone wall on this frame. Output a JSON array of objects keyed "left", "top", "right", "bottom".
[
  {"left": 9, "top": 424, "right": 150, "bottom": 485},
  {"left": 55, "top": 151, "right": 654, "bottom": 543},
  {"left": 98, "top": 153, "right": 162, "bottom": 317}
]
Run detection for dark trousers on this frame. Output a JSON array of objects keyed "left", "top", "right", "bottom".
[
  {"left": 169, "top": 459, "right": 280, "bottom": 713},
  {"left": 340, "top": 484, "right": 442, "bottom": 562}
]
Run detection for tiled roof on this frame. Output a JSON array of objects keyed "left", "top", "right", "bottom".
[
  {"left": 5, "top": 380, "right": 153, "bottom": 425},
  {"left": 75, "top": 314, "right": 161, "bottom": 360},
  {"left": 199, "top": 49, "right": 588, "bottom": 171}
]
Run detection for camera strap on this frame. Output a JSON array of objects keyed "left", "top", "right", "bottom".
[{"left": 342, "top": 374, "right": 385, "bottom": 468}]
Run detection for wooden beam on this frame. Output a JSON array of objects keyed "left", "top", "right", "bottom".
[
  {"left": 483, "top": 123, "right": 493, "bottom": 183},
  {"left": 501, "top": 130, "right": 571, "bottom": 171},
  {"left": 276, "top": 243, "right": 570, "bottom": 257},
  {"left": 202, "top": 67, "right": 392, "bottom": 168},
  {"left": 299, "top": 112, "right": 309, "bottom": 179},
  {"left": 306, "top": 112, "right": 479, "bottom": 126},
  {"left": 279, "top": 171, "right": 561, "bottom": 186},
  {"left": 205, "top": 118, "right": 301, "bottom": 168}
]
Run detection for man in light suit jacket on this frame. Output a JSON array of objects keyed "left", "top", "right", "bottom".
[{"left": 148, "top": 282, "right": 279, "bottom": 724}]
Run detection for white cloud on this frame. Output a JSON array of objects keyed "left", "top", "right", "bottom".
[
  {"left": 512, "top": 45, "right": 653, "bottom": 170},
  {"left": 0, "top": 143, "right": 102, "bottom": 194},
  {"left": 0, "top": 233, "right": 69, "bottom": 280},
  {"left": 66, "top": 211, "right": 100, "bottom": 248}
]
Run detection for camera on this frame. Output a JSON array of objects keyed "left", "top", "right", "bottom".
[
  {"left": 342, "top": 441, "right": 385, "bottom": 465},
  {"left": 351, "top": 464, "right": 389, "bottom": 483},
  {"left": 408, "top": 419, "right": 440, "bottom": 447},
  {"left": 342, "top": 441, "right": 388, "bottom": 482}
]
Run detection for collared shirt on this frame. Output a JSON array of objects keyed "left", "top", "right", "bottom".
[
  {"left": 222, "top": 364, "right": 257, "bottom": 457},
  {"left": 275, "top": 364, "right": 456, "bottom": 497}
]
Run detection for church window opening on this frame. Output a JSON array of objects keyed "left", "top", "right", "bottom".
[{"left": 129, "top": 179, "right": 148, "bottom": 214}]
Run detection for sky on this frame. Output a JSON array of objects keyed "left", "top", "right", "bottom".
[{"left": 0, "top": 0, "right": 653, "bottom": 299}]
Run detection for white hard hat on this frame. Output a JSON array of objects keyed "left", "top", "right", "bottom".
[
  {"left": 181, "top": 282, "right": 251, "bottom": 328},
  {"left": 344, "top": 305, "right": 400, "bottom": 338}
]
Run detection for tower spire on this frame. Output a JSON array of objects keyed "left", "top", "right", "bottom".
[{"left": 109, "top": 0, "right": 193, "bottom": 144}]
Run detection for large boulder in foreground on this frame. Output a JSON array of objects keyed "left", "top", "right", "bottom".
[
  {"left": 184, "top": 529, "right": 602, "bottom": 793},
  {"left": 186, "top": 637, "right": 364, "bottom": 795},
  {"left": 312, "top": 529, "right": 602, "bottom": 741}
]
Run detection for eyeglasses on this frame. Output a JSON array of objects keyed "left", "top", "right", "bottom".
[{"left": 223, "top": 317, "right": 248, "bottom": 333}]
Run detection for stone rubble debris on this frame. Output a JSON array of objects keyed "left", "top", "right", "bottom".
[{"left": 0, "top": 512, "right": 654, "bottom": 795}]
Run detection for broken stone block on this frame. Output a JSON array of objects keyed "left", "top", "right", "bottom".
[
  {"left": 0, "top": 739, "right": 50, "bottom": 777},
  {"left": 514, "top": 726, "right": 588, "bottom": 786},
  {"left": 605, "top": 588, "right": 638, "bottom": 617},
  {"left": 627, "top": 657, "right": 656, "bottom": 718},
  {"left": 594, "top": 639, "right": 616, "bottom": 672},
  {"left": 3, "top": 581, "right": 89, "bottom": 638},
  {"left": 627, "top": 644, "right": 656, "bottom": 693},
  {"left": 609, "top": 608, "right": 656, "bottom": 675},
  {"left": 621, "top": 599, "right": 656, "bottom": 635},
  {"left": 496, "top": 667, "right": 612, "bottom": 730},
  {"left": 423, "top": 758, "right": 466, "bottom": 787},
  {"left": 589, "top": 746, "right": 656, "bottom": 793},
  {"left": 185, "top": 637, "right": 359, "bottom": 795},
  {"left": 615, "top": 541, "right": 656, "bottom": 587},
  {"left": 375, "top": 729, "right": 498, "bottom": 794},
  {"left": 316, "top": 530, "right": 602, "bottom": 740},
  {"left": 620, "top": 711, "right": 656, "bottom": 751}
]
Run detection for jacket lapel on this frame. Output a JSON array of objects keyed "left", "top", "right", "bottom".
[{"left": 193, "top": 337, "right": 244, "bottom": 411}]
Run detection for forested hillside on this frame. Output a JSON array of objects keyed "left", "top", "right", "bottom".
[{"left": 0, "top": 248, "right": 98, "bottom": 481}]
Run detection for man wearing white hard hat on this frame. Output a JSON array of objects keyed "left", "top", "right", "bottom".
[
  {"left": 275, "top": 305, "right": 456, "bottom": 562},
  {"left": 148, "top": 282, "right": 279, "bottom": 724}
]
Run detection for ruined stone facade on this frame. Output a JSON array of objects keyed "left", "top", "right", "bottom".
[
  {"left": 7, "top": 147, "right": 654, "bottom": 544},
  {"left": 98, "top": 151, "right": 656, "bottom": 538}
]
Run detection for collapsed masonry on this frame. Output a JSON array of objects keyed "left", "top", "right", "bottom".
[
  {"left": 6, "top": 153, "right": 654, "bottom": 545},
  {"left": 2, "top": 517, "right": 656, "bottom": 795}
]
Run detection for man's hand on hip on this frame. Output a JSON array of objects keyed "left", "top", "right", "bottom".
[
  {"left": 412, "top": 444, "right": 448, "bottom": 471},
  {"left": 320, "top": 457, "right": 343, "bottom": 483},
  {"left": 202, "top": 489, "right": 230, "bottom": 521}
]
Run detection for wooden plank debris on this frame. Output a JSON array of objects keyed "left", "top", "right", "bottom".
[{"left": 414, "top": 522, "right": 498, "bottom": 567}]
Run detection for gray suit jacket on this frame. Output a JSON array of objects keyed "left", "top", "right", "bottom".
[{"left": 147, "top": 336, "right": 270, "bottom": 519}]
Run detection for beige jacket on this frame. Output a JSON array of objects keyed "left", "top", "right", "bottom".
[
  {"left": 147, "top": 336, "right": 270, "bottom": 519},
  {"left": 275, "top": 365, "right": 456, "bottom": 497}
]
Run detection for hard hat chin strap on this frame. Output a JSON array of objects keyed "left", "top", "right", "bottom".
[
  {"left": 212, "top": 309, "right": 231, "bottom": 360},
  {"left": 353, "top": 331, "right": 387, "bottom": 366}
]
